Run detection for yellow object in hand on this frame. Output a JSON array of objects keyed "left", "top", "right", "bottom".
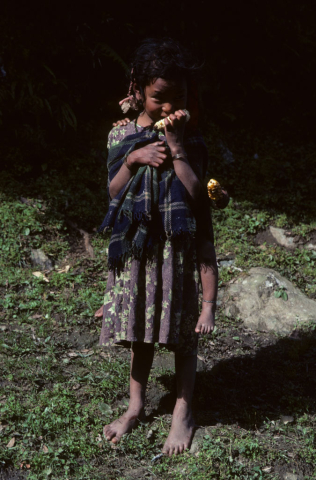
[
  {"left": 153, "top": 109, "right": 190, "bottom": 130},
  {"left": 207, "top": 179, "right": 223, "bottom": 201}
]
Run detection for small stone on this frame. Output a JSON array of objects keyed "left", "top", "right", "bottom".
[
  {"left": 283, "top": 473, "right": 298, "bottom": 480},
  {"left": 280, "top": 415, "right": 294, "bottom": 425},
  {"left": 31, "top": 249, "right": 54, "bottom": 270},
  {"left": 219, "top": 259, "right": 235, "bottom": 268},
  {"left": 269, "top": 227, "right": 295, "bottom": 249},
  {"left": 305, "top": 243, "right": 316, "bottom": 251}
]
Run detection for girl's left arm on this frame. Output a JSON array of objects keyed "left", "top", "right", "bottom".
[
  {"left": 164, "top": 112, "right": 202, "bottom": 200},
  {"left": 172, "top": 154, "right": 202, "bottom": 199}
]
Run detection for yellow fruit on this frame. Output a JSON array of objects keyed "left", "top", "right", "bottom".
[
  {"left": 207, "top": 178, "right": 223, "bottom": 201},
  {"left": 153, "top": 109, "right": 190, "bottom": 130}
]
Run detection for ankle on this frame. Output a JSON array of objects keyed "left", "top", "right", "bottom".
[
  {"left": 201, "top": 302, "right": 216, "bottom": 312},
  {"left": 127, "top": 399, "right": 144, "bottom": 414},
  {"left": 174, "top": 397, "right": 192, "bottom": 410}
]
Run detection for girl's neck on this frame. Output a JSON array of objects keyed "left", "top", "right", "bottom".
[{"left": 136, "top": 111, "right": 154, "bottom": 128}]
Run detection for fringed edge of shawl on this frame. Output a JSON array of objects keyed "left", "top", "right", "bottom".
[{"left": 107, "top": 228, "right": 196, "bottom": 273}]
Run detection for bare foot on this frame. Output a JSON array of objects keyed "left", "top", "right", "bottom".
[
  {"left": 195, "top": 302, "right": 215, "bottom": 334},
  {"left": 103, "top": 408, "right": 144, "bottom": 444},
  {"left": 162, "top": 401, "right": 195, "bottom": 456},
  {"left": 94, "top": 305, "right": 104, "bottom": 318}
]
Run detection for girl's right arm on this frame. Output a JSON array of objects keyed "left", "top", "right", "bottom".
[{"left": 109, "top": 142, "right": 167, "bottom": 199}]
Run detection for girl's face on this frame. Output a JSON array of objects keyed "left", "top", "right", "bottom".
[{"left": 135, "top": 77, "right": 187, "bottom": 126}]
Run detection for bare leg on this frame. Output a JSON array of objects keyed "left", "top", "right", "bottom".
[
  {"left": 162, "top": 353, "right": 197, "bottom": 455},
  {"left": 104, "top": 342, "right": 154, "bottom": 444},
  {"left": 195, "top": 239, "right": 217, "bottom": 334}
]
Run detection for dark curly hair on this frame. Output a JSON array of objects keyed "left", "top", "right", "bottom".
[{"left": 129, "top": 38, "right": 201, "bottom": 107}]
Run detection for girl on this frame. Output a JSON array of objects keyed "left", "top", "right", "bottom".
[{"left": 99, "top": 38, "right": 228, "bottom": 456}]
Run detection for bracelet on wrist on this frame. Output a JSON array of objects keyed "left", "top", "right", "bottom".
[
  {"left": 202, "top": 299, "right": 216, "bottom": 304},
  {"left": 172, "top": 153, "right": 187, "bottom": 161}
]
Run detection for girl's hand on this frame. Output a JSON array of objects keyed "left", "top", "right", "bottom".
[
  {"left": 212, "top": 189, "right": 230, "bottom": 209},
  {"left": 127, "top": 141, "right": 167, "bottom": 168},
  {"left": 164, "top": 110, "right": 187, "bottom": 156},
  {"left": 113, "top": 118, "right": 130, "bottom": 127}
]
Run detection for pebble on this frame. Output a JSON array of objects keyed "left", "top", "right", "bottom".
[
  {"left": 283, "top": 473, "right": 298, "bottom": 480},
  {"left": 280, "top": 415, "right": 294, "bottom": 425}
]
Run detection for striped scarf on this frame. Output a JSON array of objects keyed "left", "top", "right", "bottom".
[{"left": 99, "top": 129, "right": 208, "bottom": 271}]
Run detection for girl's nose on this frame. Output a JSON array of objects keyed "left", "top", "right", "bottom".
[{"left": 162, "top": 103, "right": 174, "bottom": 115}]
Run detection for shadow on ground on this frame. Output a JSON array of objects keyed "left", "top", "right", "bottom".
[{"left": 152, "top": 328, "right": 316, "bottom": 429}]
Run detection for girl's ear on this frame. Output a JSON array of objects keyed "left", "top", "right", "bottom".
[{"left": 133, "top": 83, "right": 143, "bottom": 103}]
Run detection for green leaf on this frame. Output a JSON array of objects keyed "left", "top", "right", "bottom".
[
  {"left": 24, "top": 227, "right": 30, "bottom": 236},
  {"left": 282, "top": 291, "right": 288, "bottom": 301},
  {"left": 98, "top": 402, "right": 113, "bottom": 415}
]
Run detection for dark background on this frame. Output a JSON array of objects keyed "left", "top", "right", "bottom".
[{"left": 1, "top": 0, "right": 315, "bottom": 222}]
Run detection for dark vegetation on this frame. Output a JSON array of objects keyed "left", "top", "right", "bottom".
[{"left": 0, "top": 1, "right": 316, "bottom": 479}]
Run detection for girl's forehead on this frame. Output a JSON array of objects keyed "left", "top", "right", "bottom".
[{"left": 147, "top": 77, "right": 187, "bottom": 93}]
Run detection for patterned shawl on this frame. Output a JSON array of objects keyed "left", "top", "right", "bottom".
[{"left": 99, "top": 129, "right": 209, "bottom": 270}]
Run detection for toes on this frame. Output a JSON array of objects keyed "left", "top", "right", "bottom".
[
  {"left": 162, "top": 445, "right": 170, "bottom": 456},
  {"left": 103, "top": 426, "right": 115, "bottom": 441},
  {"left": 169, "top": 446, "right": 175, "bottom": 457},
  {"left": 111, "top": 437, "right": 118, "bottom": 444}
]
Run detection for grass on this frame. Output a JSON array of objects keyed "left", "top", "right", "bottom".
[{"left": 1, "top": 127, "right": 316, "bottom": 479}]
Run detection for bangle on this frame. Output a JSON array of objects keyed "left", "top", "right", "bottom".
[
  {"left": 202, "top": 299, "right": 216, "bottom": 303},
  {"left": 123, "top": 156, "right": 134, "bottom": 171},
  {"left": 173, "top": 153, "right": 187, "bottom": 161}
]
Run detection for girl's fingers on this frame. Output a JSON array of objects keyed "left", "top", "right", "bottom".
[
  {"left": 174, "top": 110, "right": 183, "bottom": 119},
  {"left": 169, "top": 114, "right": 177, "bottom": 123},
  {"left": 164, "top": 117, "right": 172, "bottom": 128}
]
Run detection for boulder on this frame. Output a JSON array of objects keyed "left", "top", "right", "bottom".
[{"left": 224, "top": 267, "right": 316, "bottom": 334}]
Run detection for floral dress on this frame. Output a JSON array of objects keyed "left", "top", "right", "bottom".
[{"left": 99, "top": 121, "right": 200, "bottom": 356}]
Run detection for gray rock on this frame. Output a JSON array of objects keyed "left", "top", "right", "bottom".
[
  {"left": 305, "top": 242, "right": 316, "bottom": 251},
  {"left": 30, "top": 249, "right": 54, "bottom": 270},
  {"left": 219, "top": 259, "right": 235, "bottom": 268},
  {"left": 283, "top": 474, "right": 298, "bottom": 480},
  {"left": 189, "top": 440, "right": 199, "bottom": 454},
  {"left": 280, "top": 415, "right": 294, "bottom": 425},
  {"left": 269, "top": 227, "right": 295, "bottom": 249},
  {"left": 224, "top": 267, "right": 316, "bottom": 334},
  {"left": 190, "top": 428, "right": 205, "bottom": 454}
]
